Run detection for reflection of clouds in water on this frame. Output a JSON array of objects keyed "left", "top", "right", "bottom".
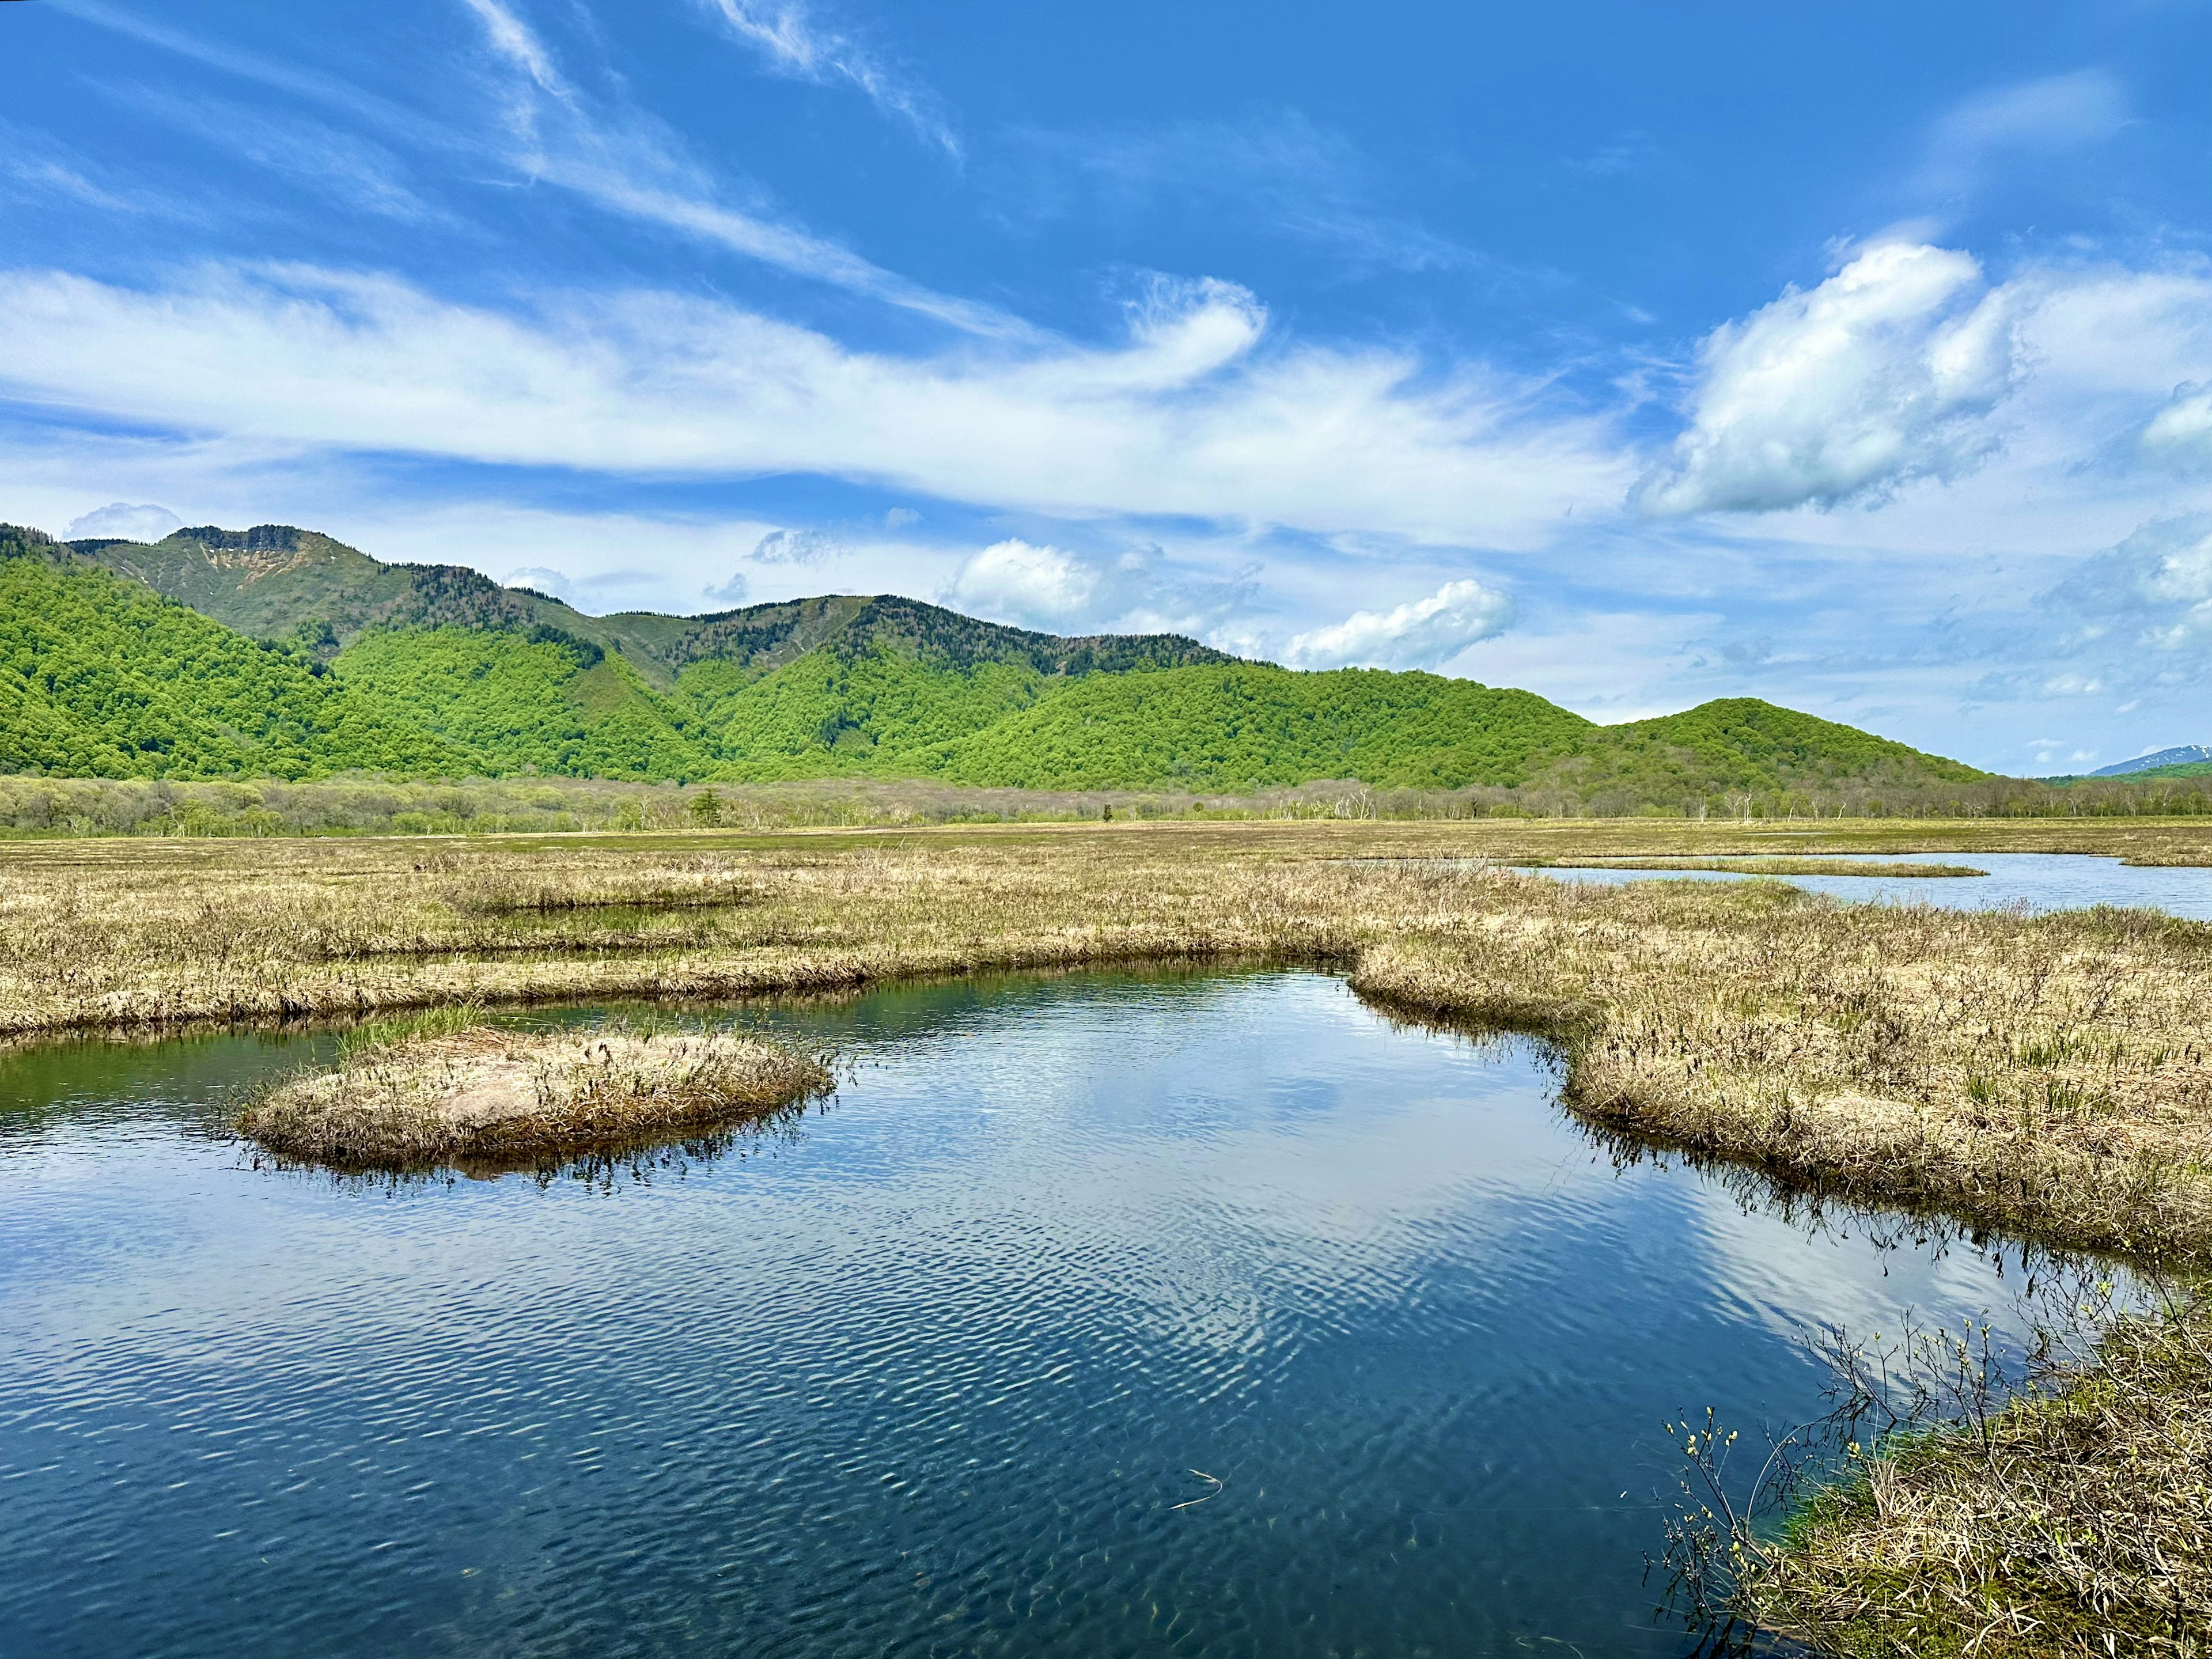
[
  {"left": 832, "top": 972, "right": 2064, "bottom": 1381},
  {"left": 1681, "top": 1176, "right": 2036, "bottom": 1356},
  {"left": 876, "top": 976, "right": 1584, "bottom": 1360}
]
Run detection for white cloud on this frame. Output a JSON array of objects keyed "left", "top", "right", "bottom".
[
  {"left": 58, "top": 0, "right": 999, "bottom": 333},
  {"left": 703, "top": 570, "right": 750, "bottom": 605},
  {"left": 1641, "top": 243, "right": 2020, "bottom": 515},
  {"left": 0, "top": 263, "right": 1627, "bottom": 548},
  {"left": 504, "top": 563, "right": 575, "bottom": 599},
  {"left": 459, "top": 0, "right": 1013, "bottom": 333},
  {"left": 1003, "top": 109, "right": 1502, "bottom": 278},
  {"left": 948, "top": 539, "right": 1096, "bottom": 627},
  {"left": 750, "top": 527, "right": 842, "bottom": 564},
  {"left": 0, "top": 118, "right": 175, "bottom": 217},
  {"left": 1918, "top": 70, "right": 2128, "bottom": 195},
  {"left": 945, "top": 539, "right": 1258, "bottom": 638},
  {"left": 62, "top": 502, "right": 183, "bottom": 541},
  {"left": 123, "top": 88, "right": 438, "bottom": 222},
  {"left": 2143, "top": 382, "right": 2212, "bottom": 464},
  {"left": 695, "top": 0, "right": 956, "bottom": 154},
  {"left": 2003, "top": 516, "right": 2212, "bottom": 701},
  {"left": 1284, "top": 579, "right": 1513, "bottom": 671}
]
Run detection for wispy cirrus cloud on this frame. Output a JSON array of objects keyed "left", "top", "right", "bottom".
[
  {"left": 458, "top": 0, "right": 1004, "bottom": 332},
  {"left": 52, "top": 0, "right": 1006, "bottom": 334},
  {"left": 0, "top": 115, "right": 191, "bottom": 217},
  {"left": 1915, "top": 69, "right": 2130, "bottom": 198},
  {"left": 116, "top": 87, "right": 440, "bottom": 222},
  {"left": 694, "top": 0, "right": 957, "bottom": 155},
  {"left": 995, "top": 108, "right": 1521, "bottom": 281}
]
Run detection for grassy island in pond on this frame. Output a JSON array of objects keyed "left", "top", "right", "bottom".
[{"left": 240, "top": 1016, "right": 833, "bottom": 1171}]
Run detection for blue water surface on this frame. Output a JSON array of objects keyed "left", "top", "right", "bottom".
[
  {"left": 0, "top": 971, "right": 2041, "bottom": 1658},
  {"left": 1521, "top": 851, "right": 2212, "bottom": 919}
]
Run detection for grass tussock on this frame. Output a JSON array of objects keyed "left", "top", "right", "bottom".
[
  {"left": 1750, "top": 1297, "right": 2212, "bottom": 1657},
  {"left": 240, "top": 1018, "right": 833, "bottom": 1171}
]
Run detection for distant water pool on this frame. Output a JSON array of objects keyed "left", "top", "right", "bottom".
[
  {"left": 0, "top": 971, "right": 2051, "bottom": 1658},
  {"left": 1520, "top": 851, "right": 2212, "bottom": 919}
]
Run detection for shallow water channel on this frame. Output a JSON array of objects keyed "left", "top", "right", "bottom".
[
  {"left": 1524, "top": 850, "right": 2212, "bottom": 919},
  {"left": 0, "top": 970, "right": 2048, "bottom": 1658}
]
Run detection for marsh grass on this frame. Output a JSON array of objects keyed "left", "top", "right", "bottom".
[
  {"left": 334, "top": 999, "right": 485, "bottom": 1062},
  {"left": 441, "top": 857, "right": 763, "bottom": 915},
  {"left": 240, "top": 1019, "right": 834, "bottom": 1172},
  {"left": 1738, "top": 1288, "right": 2212, "bottom": 1657}
]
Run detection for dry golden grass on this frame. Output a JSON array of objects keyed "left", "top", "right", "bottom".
[{"left": 239, "top": 1016, "right": 832, "bottom": 1171}]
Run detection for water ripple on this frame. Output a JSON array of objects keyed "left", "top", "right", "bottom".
[{"left": 0, "top": 971, "right": 2033, "bottom": 1658}]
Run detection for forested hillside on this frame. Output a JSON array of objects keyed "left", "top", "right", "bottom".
[
  {"left": 1, "top": 520, "right": 1993, "bottom": 806},
  {"left": 0, "top": 527, "right": 460, "bottom": 779}
]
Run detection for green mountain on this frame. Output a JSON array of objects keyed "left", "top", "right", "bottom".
[
  {"left": 0, "top": 526, "right": 463, "bottom": 779},
  {"left": 1, "top": 520, "right": 1991, "bottom": 802}
]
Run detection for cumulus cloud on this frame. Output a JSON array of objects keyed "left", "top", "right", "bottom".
[
  {"left": 1640, "top": 243, "right": 2020, "bottom": 515},
  {"left": 62, "top": 502, "right": 183, "bottom": 541},
  {"left": 2018, "top": 516, "right": 2212, "bottom": 695},
  {"left": 948, "top": 539, "right": 1097, "bottom": 627},
  {"left": 0, "top": 263, "right": 1627, "bottom": 547},
  {"left": 505, "top": 563, "right": 575, "bottom": 599},
  {"left": 702, "top": 570, "right": 750, "bottom": 604},
  {"left": 1283, "top": 578, "right": 1513, "bottom": 671},
  {"left": 945, "top": 539, "right": 1257, "bottom": 637}
]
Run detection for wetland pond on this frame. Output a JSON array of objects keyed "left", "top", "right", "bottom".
[
  {"left": 1522, "top": 850, "right": 2212, "bottom": 918},
  {"left": 0, "top": 970, "right": 2054, "bottom": 1658}
]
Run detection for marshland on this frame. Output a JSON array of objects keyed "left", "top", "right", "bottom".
[{"left": 5, "top": 815, "right": 2212, "bottom": 1656}]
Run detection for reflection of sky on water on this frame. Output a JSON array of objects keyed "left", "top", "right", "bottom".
[
  {"left": 0, "top": 970, "right": 2067, "bottom": 1659},
  {"left": 1522, "top": 851, "right": 2212, "bottom": 919}
]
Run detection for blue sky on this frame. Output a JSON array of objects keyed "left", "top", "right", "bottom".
[{"left": 5, "top": 0, "right": 2212, "bottom": 771}]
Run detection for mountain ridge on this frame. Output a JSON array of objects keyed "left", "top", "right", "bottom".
[
  {"left": 2092, "top": 745, "right": 2212, "bottom": 778},
  {"left": 65, "top": 525, "right": 1236, "bottom": 688},
  {"left": 6, "top": 520, "right": 1993, "bottom": 805}
]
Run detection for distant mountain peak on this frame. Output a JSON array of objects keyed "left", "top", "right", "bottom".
[
  {"left": 173, "top": 524, "right": 308, "bottom": 554},
  {"left": 2091, "top": 745, "right": 2212, "bottom": 777}
]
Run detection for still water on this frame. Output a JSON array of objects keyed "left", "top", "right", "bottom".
[
  {"left": 1523, "top": 850, "right": 2212, "bottom": 919},
  {"left": 0, "top": 971, "right": 2040, "bottom": 1658}
]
